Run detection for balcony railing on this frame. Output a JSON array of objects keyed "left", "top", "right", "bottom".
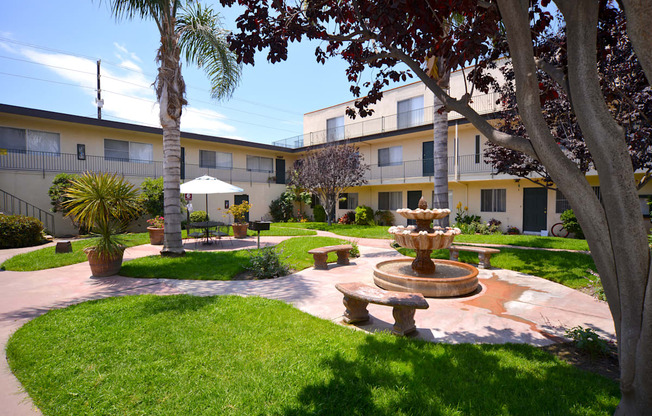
[
  {"left": 272, "top": 92, "right": 501, "bottom": 148},
  {"left": 1, "top": 148, "right": 495, "bottom": 184},
  {"left": 365, "top": 155, "right": 495, "bottom": 183},
  {"left": 0, "top": 149, "right": 285, "bottom": 185}
]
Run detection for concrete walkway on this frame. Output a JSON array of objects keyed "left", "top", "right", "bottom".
[{"left": 0, "top": 235, "right": 615, "bottom": 415}]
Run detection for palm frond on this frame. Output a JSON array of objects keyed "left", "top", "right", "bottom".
[{"left": 177, "top": 2, "right": 241, "bottom": 101}]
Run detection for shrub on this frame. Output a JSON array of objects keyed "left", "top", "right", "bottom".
[
  {"left": 506, "top": 225, "right": 520, "bottom": 234},
  {"left": 561, "top": 209, "right": 584, "bottom": 239},
  {"left": 375, "top": 210, "right": 395, "bottom": 226},
  {"left": 338, "top": 211, "right": 356, "bottom": 224},
  {"left": 565, "top": 325, "right": 611, "bottom": 357},
  {"left": 48, "top": 173, "right": 79, "bottom": 214},
  {"left": 454, "top": 202, "right": 480, "bottom": 225},
  {"left": 269, "top": 190, "right": 295, "bottom": 222},
  {"left": 313, "top": 205, "right": 326, "bottom": 222},
  {"left": 584, "top": 269, "right": 606, "bottom": 301},
  {"left": 0, "top": 214, "right": 44, "bottom": 249},
  {"left": 139, "top": 177, "right": 165, "bottom": 217},
  {"left": 190, "top": 210, "right": 208, "bottom": 223},
  {"left": 246, "top": 247, "right": 291, "bottom": 279},
  {"left": 458, "top": 221, "right": 480, "bottom": 234},
  {"left": 349, "top": 240, "right": 360, "bottom": 257},
  {"left": 354, "top": 205, "right": 375, "bottom": 225}
]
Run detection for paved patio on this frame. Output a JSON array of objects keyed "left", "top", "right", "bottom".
[{"left": 0, "top": 235, "right": 615, "bottom": 415}]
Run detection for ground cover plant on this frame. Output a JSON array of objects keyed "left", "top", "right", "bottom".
[
  {"left": 119, "top": 236, "right": 347, "bottom": 280},
  {"left": 1, "top": 234, "right": 150, "bottom": 271},
  {"left": 397, "top": 247, "right": 597, "bottom": 290},
  {"left": 6, "top": 295, "right": 619, "bottom": 416}
]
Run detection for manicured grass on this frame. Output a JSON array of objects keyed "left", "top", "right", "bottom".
[
  {"left": 272, "top": 222, "right": 590, "bottom": 249},
  {"left": 1, "top": 226, "right": 316, "bottom": 272},
  {"left": 398, "top": 247, "right": 597, "bottom": 289},
  {"left": 120, "top": 236, "right": 348, "bottom": 280},
  {"left": 6, "top": 295, "right": 619, "bottom": 416},
  {"left": 454, "top": 234, "right": 590, "bottom": 251},
  {"left": 1, "top": 234, "right": 150, "bottom": 271}
]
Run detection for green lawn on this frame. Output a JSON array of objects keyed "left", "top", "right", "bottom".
[
  {"left": 1, "top": 226, "right": 317, "bottom": 272},
  {"left": 272, "top": 222, "right": 590, "bottom": 249},
  {"left": 0, "top": 234, "right": 150, "bottom": 271},
  {"left": 119, "top": 236, "right": 348, "bottom": 280},
  {"left": 6, "top": 295, "right": 619, "bottom": 416},
  {"left": 398, "top": 247, "right": 597, "bottom": 289}
]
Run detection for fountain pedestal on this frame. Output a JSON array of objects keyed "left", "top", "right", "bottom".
[{"left": 377, "top": 197, "right": 479, "bottom": 298}]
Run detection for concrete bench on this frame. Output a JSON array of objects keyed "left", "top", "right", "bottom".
[
  {"left": 308, "top": 244, "right": 353, "bottom": 270},
  {"left": 449, "top": 245, "right": 500, "bottom": 269},
  {"left": 335, "top": 282, "right": 429, "bottom": 336}
]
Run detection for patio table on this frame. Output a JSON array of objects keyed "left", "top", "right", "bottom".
[{"left": 190, "top": 221, "right": 221, "bottom": 245}]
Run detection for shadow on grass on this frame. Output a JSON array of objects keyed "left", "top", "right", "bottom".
[{"left": 281, "top": 334, "right": 619, "bottom": 415}]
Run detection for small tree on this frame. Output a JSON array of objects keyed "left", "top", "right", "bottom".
[
  {"left": 290, "top": 144, "right": 368, "bottom": 225},
  {"left": 139, "top": 177, "right": 165, "bottom": 218},
  {"left": 49, "top": 173, "right": 86, "bottom": 233}
]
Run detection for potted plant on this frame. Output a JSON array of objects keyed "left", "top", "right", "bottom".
[
  {"left": 64, "top": 172, "right": 141, "bottom": 277},
  {"left": 506, "top": 225, "right": 520, "bottom": 235},
  {"left": 146, "top": 216, "right": 165, "bottom": 245},
  {"left": 228, "top": 201, "right": 251, "bottom": 238}
]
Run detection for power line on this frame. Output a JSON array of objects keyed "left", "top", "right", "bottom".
[
  {"left": 0, "top": 55, "right": 97, "bottom": 76},
  {"left": 0, "top": 36, "right": 302, "bottom": 116},
  {"left": 0, "top": 71, "right": 95, "bottom": 90}
]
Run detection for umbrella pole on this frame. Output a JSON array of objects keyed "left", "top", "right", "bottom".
[{"left": 206, "top": 194, "right": 209, "bottom": 219}]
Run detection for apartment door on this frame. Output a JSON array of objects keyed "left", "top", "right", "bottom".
[
  {"left": 523, "top": 188, "right": 547, "bottom": 232},
  {"left": 422, "top": 141, "right": 434, "bottom": 176},
  {"left": 275, "top": 159, "right": 286, "bottom": 184},
  {"left": 407, "top": 190, "right": 422, "bottom": 225},
  {"left": 234, "top": 194, "right": 250, "bottom": 222}
]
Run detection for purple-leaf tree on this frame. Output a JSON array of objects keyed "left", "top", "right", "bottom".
[{"left": 289, "top": 143, "right": 369, "bottom": 225}]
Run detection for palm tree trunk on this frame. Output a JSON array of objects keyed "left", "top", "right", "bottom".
[{"left": 433, "top": 93, "right": 450, "bottom": 227}]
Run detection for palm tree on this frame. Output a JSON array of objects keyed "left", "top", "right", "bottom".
[{"left": 101, "top": 0, "right": 241, "bottom": 256}]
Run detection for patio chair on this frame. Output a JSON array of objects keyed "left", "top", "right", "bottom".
[
  {"left": 210, "top": 222, "right": 233, "bottom": 246},
  {"left": 188, "top": 225, "right": 204, "bottom": 248}
]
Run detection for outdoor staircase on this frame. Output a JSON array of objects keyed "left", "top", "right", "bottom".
[{"left": 0, "top": 188, "right": 55, "bottom": 234}]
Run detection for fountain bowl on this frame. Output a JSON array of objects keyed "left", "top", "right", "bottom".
[
  {"left": 396, "top": 208, "right": 451, "bottom": 220},
  {"left": 373, "top": 259, "right": 479, "bottom": 298},
  {"left": 392, "top": 232, "right": 456, "bottom": 251}
]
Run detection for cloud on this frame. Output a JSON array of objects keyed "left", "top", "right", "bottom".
[{"left": 11, "top": 44, "right": 239, "bottom": 137}]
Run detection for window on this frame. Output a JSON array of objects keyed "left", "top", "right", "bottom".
[
  {"left": 200, "top": 150, "right": 232, "bottom": 169},
  {"left": 480, "top": 189, "right": 506, "bottom": 212},
  {"left": 378, "top": 146, "right": 403, "bottom": 167},
  {"left": 0, "top": 127, "right": 60, "bottom": 154},
  {"left": 475, "top": 135, "right": 481, "bottom": 164},
  {"left": 246, "top": 155, "right": 273, "bottom": 172},
  {"left": 556, "top": 190, "right": 572, "bottom": 213},
  {"left": 104, "top": 139, "right": 152, "bottom": 163},
  {"left": 326, "top": 116, "right": 344, "bottom": 142},
  {"left": 378, "top": 191, "right": 402, "bottom": 210},
  {"left": 339, "top": 192, "right": 359, "bottom": 210},
  {"left": 397, "top": 96, "right": 424, "bottom": 129}
]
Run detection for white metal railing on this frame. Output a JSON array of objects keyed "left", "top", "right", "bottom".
[{"left": 272, "top": 92, "right": 502, "bottom": 148}]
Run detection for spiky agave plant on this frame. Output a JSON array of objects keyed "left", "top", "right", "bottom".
[{"left": 63, "top": 172, "right": 142, "bottom": 258}]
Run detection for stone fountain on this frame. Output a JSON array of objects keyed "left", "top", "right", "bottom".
[{"left": 373, "top": 197, "right": 479, "bottom": 297}]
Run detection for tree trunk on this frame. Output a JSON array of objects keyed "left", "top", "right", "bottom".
[
  {"left": 498, "top": 1, "right": 652, "bottom": 412},
  {"left": 432, "top": 93, "right": 449, "bottom": 227}
]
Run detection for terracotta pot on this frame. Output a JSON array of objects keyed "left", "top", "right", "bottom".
[
  {"left": 232, "top": 223, "right": 249, "bottom": 238},
  {"left": 86, "top": 249, "right": 124, "bottom": 277},
  {"left": 147, "top": 227, "right": 164, "bottom": 245}
]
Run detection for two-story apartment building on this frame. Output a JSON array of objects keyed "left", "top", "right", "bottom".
[{"left": 2, "top": 65, "right": 651, "bottom": 236}]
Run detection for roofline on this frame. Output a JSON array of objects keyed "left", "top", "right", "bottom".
[{"left": 0, "top": 103, "right": 293, "bottom": 153}]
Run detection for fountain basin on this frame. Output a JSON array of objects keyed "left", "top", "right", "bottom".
[
  {"left": 392, "top": 232, "right": 456, "bottom": 251},
  {"left": 373, "top": 259, "right": 479, "bottom": 298}
]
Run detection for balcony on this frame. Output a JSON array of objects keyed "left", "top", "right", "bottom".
[
  {"left": 365, "top": 154, "right": 495, "bottom": 184},
  {"left": 0, "top": 149, "right": 285, "bottom": 185},
  {"left": 272, "top": 92, "right": 502, "bottom": 149}
]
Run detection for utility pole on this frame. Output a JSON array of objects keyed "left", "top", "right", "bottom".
[{"left": 96, "top": 59, "right": 103, "bottom": 119}]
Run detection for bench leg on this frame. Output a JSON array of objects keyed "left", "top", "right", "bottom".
[
  {"left": 392, "top": 306, "right": 417, "bottom": 336},
  {"left": 312, "top": 253, "right": 328, "bottom": 270},
  {"left": 341, "top": 295, "right": 369, "bottom": 323},
  {"left": 336, "top": 250, "right": 350, "bottom": 265},
  {"left": 478, "top": 253, "right": 491, "bottom": 269},
  {"left": 449, "top": 249, "right": 459, "bottom": 261}
]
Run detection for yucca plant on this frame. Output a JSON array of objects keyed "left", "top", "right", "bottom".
[{"left": 64, "top": 172, "right": 141, "bottom": 260}]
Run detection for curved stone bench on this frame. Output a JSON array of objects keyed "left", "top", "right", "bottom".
[
  {"left": 335, "top": 282, "right": 429, "bottom": 336},
  {"left": 449, "top": 245, "right": 500, "bottom": 269},
  {"left": 308, "top": 244, "right": 353, "bottom": 270}
]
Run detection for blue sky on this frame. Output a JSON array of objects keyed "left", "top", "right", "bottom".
[{"left": 0, "top": 1, "right": 410, "bottom": 145}]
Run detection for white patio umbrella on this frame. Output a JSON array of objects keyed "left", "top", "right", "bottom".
[{"left": 180, "top": 175, "right": 244, "bottom": 215}]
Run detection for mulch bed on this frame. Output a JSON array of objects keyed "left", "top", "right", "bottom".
[{"left": 540, "top": 342, "right": 619, "bottom": 381}]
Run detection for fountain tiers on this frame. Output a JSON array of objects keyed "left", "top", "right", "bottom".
[{"left": 375, "top": 197, "right": 479, "bottom": 298}]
